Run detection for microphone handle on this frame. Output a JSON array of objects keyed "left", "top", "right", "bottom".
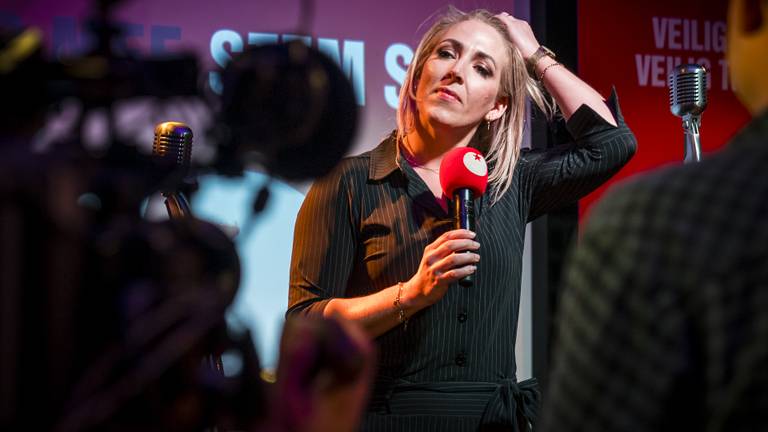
[
  {"left": 682, "top": 114, "right": 702, "bottom": 164},
  {"left": 453, "top": 188, "right": 475, "bottom": 287}
]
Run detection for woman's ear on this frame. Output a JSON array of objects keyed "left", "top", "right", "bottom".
[{"left": 486, "top": 96, "right": 509, "bottom": 122}]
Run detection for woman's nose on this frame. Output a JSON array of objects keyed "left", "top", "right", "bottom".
[{"left": 443, "top": 63, "right": 464, "bottom": 84}]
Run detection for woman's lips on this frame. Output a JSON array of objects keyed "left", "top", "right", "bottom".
[{"left": 436, "top": 87, "right": 461, "bottom": 102}]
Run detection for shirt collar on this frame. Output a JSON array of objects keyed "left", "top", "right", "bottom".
[
  {"left": 369, "top": 132, "right": 402, "bottom": 181},
  {"left": 368, "top": 131, "right": 487, "bottom": 181}
]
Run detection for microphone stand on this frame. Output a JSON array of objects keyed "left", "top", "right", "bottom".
[
  {"left": 163, "top": 189, "right": 192, "bottom": 219},
  {"left": 668, "top": 64, "right": 707, "bottom": 164},
  {"left": 153, "top": 122, "right": 224, "bottom": 373},
  {"left": 682, "top": 114, "right": 702, "bottom": 164},
  {"left": 162, "top": 183, "right": 225, "bottom": 375}
]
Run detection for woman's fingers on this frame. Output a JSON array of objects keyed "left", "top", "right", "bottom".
[
  {"left": 437, "top": 229, "right": 475, "bottom": 243},
  {"left": 427, "top": 229, "right": 475, "bottom": 251},
  {"left": 414, "top": 230, "right": 479, "bottom": 303},
  {"left": 437, "top": 262, "right": 477, "bottom": 282},
  {"left": 431, "top": 239, "right": 480, "bottom": 260},
  {"left": 495, "top": 12, "right": 539, "bottom": 58},
  {"left": 433, "top": 251, "right": 480, "bottom": 275},
  {"left": 425, "top": 237, "right": 479, "bottom": 266}
]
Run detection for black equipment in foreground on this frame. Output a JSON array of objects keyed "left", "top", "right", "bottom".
[{"left": 216, "top": 40, "right": 358, "bottom": 180}]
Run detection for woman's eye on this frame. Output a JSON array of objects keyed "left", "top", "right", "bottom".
[
  {"left": 437, "top": 49, "right": 455, "bottom": 59},
  {"left": 475, "top": 65, "right": 491, "bottom": 77}
]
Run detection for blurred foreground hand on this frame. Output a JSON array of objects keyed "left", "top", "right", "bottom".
[{"left": 266, "top": 316, "right": 374, "bottom": 432}]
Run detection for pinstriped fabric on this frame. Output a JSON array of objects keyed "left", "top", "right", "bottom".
[
  {"left": 542, "top": 112, "right": 768, "bottom": 432},
  {"left": 361, "top": 415, "right": 480, "bottom": 431},
  {"left": 288, "top": 91, "right": 636, "bottom": 431},
  {"left": 520, "top": 90, "right": 635, "bottom": 221},
  {"left": 367, "top": 378, "right": 538, "bottom": 424}
]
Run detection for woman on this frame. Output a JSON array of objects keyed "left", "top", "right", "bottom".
[{"left": 287, "top": 8, "right": 636, "bottom": 431}]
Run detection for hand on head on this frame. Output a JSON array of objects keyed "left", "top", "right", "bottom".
[{"left": 495, "top": 12, "right": 541, "bottom": 60}]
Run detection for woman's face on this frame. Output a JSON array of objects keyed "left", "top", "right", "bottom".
[{"left": 414, "top": 19, "right": 509, "bottom": 133}]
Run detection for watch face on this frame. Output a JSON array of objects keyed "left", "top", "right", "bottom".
[
  {"left": 527, "top": 46, "right": 555, "bottom": 75},
  {"left": 538, "top": 46, "right": 555, "bottom": 59}
]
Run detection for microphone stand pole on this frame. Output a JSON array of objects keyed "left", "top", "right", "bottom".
[
  {"left": 163, "top": 189, "right": 192, "bottom": 219},
  {"left": 682, "top": 114, "right": 702, "bottom": 164},
  {"left": 163, "top": 182, "right": 225, "bottom": 375}
]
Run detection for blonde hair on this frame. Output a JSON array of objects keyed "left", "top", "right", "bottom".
[{"left": 396, "top": 7, "right": 556, "bottom": 204}]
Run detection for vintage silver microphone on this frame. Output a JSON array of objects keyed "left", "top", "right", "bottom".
[
  {"left": 152, "top": 121, "right": 193, "bottom": 218},
  {"left": 668, "top": 64, "right": 708, "bottom": 163}
]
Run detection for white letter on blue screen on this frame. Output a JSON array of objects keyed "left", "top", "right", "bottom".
[
  {"left": 209, "top": 29, "right": 244, "bottom": 94},
  {"left": 317, "top": 38, "right": 366, "bottom": 106},
  {"left": 248, "top": 32, "right": 279, "bottom": 46},
  {"left": 384, "top": 43, "right": 413, "bottom": 109}
]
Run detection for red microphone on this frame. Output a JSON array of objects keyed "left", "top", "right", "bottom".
[{"left": 439, "top": 147, "right": 488, "bottom": 287}]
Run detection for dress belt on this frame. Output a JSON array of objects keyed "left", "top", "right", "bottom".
[{"left": 368, "top": 377, "right": 540, "bottom": 430}]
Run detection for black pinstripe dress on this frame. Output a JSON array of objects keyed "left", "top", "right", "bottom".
[{"left": 288, "top": 90, "right": 637, "bottom": 431}]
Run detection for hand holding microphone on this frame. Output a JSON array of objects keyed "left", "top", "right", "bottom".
[
  {"left": 439, "top": 147, "right": 488, "bottom": 287},
  {"left": 402, "top": 147, "right": 488, "bottom": 307},
  {"left": 406, "top": 229, "right": 480, "bottom": 308}
]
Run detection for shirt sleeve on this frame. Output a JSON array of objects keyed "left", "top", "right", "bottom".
[
  {"left": 287, "top": 163, "right": 359, "bottom": 318},
  {"left": 520, "top": 88, "right": 637, "bottom": 222}
]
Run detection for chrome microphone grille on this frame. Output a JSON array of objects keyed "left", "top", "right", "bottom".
[
  {"left": 152, "top": 121, "right": 193, "bottom": 167},
  {"left": 669, "top": 64, "right": 708, "bottom": 117}
]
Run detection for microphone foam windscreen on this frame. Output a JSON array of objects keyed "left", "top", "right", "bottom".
[{"left": 439, "top": 147, "right": 488, "bottom": 197}]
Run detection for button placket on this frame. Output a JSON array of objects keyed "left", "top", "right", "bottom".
[
  {"left": 457, "top": 309, "right": 468, "bottom": 323},
  {"left": 455, "top": 351, "right": 467, "bottom": 367}
]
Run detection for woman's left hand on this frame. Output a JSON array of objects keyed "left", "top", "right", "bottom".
[{"left": 495, "top": 12, "right": 540, "bottom": 60}]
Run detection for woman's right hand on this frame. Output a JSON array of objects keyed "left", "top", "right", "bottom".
[
  {"left": 404, "top": 229, "right": 480, "bottom": 307},
  {"left": 496, "top": 12, "right": 540, "bottom": 60}
]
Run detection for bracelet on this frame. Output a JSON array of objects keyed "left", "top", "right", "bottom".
[
  {"left": 394, "top": 282, "right": 409, "bottom": 330},
  {"left": 526, "top": 45, "right": 556, "bottom": 78},
  {"left": 538, "top": 62, "right": 564, "bottom": 82}
]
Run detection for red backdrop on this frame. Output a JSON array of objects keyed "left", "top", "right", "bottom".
[{"left": 577, "top": 0, "right": 751, "bottom": 219}]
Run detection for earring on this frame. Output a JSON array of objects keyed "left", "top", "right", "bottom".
[{"left": 486, "top": 120, "right": 491, "bottom": 131}]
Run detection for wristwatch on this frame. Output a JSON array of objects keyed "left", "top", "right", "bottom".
[{"left": 526, "top": 45, "right": 556, "bottom": 77}]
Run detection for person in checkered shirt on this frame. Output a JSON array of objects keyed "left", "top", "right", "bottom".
[{"left": 541, "top": 0, "right": 768, "bottom": 431}]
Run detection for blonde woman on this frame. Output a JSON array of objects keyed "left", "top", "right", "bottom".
[{"left": 288, "top": 8, "right": 636, "bottom": 431}]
